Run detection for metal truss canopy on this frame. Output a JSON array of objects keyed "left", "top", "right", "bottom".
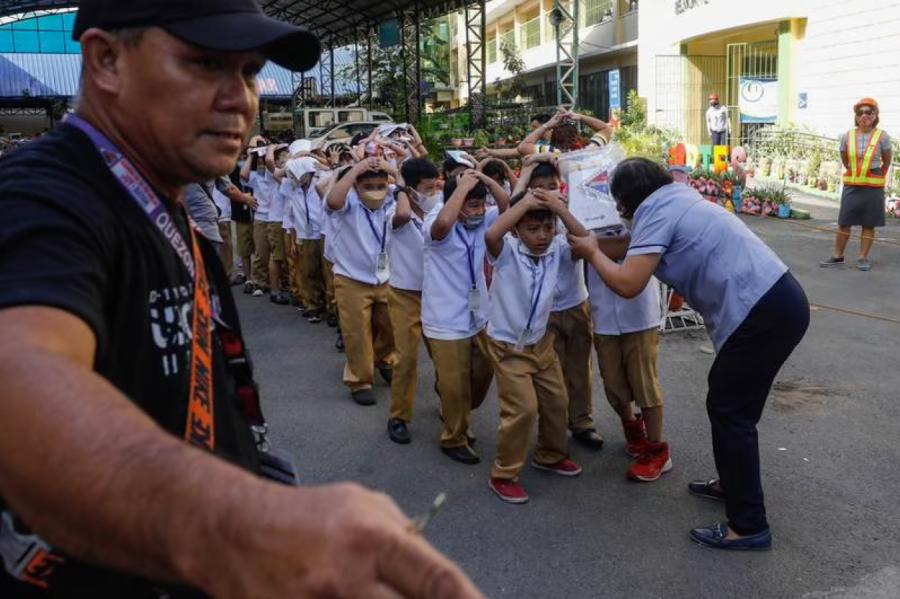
[{"left": 0, "top": 1, "right": 476, "bottom": 47}]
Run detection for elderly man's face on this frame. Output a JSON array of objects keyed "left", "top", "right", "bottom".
[{"left": 113, "top": 29, "right": 263, "bottom": 182}]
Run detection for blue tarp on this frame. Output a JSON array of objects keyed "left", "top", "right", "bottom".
[{"left": 0, "top": 48, "right": 361, "bottom": 99}]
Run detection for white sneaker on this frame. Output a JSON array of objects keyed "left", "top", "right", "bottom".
[{"left": 252, "top": 289, "right": 264, "bottom": 297}]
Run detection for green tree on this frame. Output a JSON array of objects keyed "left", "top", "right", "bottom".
[{"left": 493, "top": 41, "right": 527, "bottom": 102}]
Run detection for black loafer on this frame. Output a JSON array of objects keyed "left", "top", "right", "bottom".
[
  {"left": 690, "top": 522, "right": 772, "bottom": 551},
  {"left": 688, "top": 478, "right": 726, "bottom": 502},
  {"left": 270, "top": 292, "right": 289, "bottom": 305},
  {"left": 441, "top": 445, "right": 480, "bottom": 465},
  {"left": 326, "top": 314, "right": 339, "bottom": 328},
  {"left": 378, "top": 367, "right": 393, "bottom": 384},
  {"left": 387, "top": 418, "right": 411, "bottom": 444},
  {"left": 335, "top": 332, "right": 344, "bottom": 353},
  {"left": 573, "top": 429, "right": 605, "bottom": 449},
  {"left": 351, "top": 389, "right": 376, "bottom": 406}
]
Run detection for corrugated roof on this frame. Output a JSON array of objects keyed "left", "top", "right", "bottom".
[
  {"left": 0, "top": 47, "right": 361, "bottom": 99},
  {"left": 0, "top": 1, "right": 474, "bottom": 45}
]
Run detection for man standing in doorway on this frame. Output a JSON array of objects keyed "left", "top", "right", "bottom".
[{"left": 706, "top": 94, "right": 731, "bottom": 146}]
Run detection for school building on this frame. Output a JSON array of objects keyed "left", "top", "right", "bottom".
[{"left": 638, "top": 0, "right": 900, "bottom": 145}]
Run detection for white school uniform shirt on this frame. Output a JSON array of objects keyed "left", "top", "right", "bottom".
[
  {"left": 277, "top": 178, "right": 295, "bottom": 232},
  {"left": 267, "top": 173, "right": 285, "bottom": 226},
  {"left": 487, "top": 234, "right": 567, "bottom": 346},
  {"left": 422, "top": 205, "right": 500, "bottom": 340},
  {"left": 627, "top": 183, "right": 787, "bottom": 351},
  {"left": 552, "top": 250, "right": 589, "bottom": 312},
  {"left": 247, "top": 171, "right": 274, "bottom": 221},
  {"left": 387, "top": 205, "right": 429, "bottom": 292},
  {"left": 211, "top": 187, "right": 231, "bottom": 223},
  {"left": 327, "top": 188, "right": 396, "bottom": 286},
  {"left": 587, "top": 266, "right": 661, "bottom": 336},
  {"left": 286, "top": 180, "right": 324, "bottom": 240}
]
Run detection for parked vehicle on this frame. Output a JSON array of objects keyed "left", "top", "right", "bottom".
[{"left": 309, "top": 121, "right": 384, "bottom": 151}]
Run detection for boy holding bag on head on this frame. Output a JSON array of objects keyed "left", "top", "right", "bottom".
[
  {"left": 326, "top": 157, "right": 399, "bottom": 405},
  {"left": 484, "top": 189, "right": 590, "bottom": 504}
]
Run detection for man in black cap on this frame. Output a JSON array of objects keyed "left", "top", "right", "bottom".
[{"left": 0, "top": 1, "right": 483, "bottom": 598}]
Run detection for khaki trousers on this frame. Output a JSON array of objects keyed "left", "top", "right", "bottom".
[
  {"left": 251, "top": 221, "right": 270, "bottom": 288},
  {"left": 323, "top": 252, "right": 338, "bottom": 319},
  {"left": 334, "top": 275, "right": 398, "bottom": 391},
  {"left": 594, "top": 328, "right": 664, "bottom": 410},
  {"left": 285, "top": 230, "right": 300, "bottom": 298},
  {"left": 428, "top": 331, "right": 493, "bottom": 448},
  {"left": 298, "top": 238, "right": 326, "bottom": 314},
  {"left": 217, "top": 221, "right": 234, "bottom": 278},
  {"left": 548, "top": 301, "right": 595, "bottom": 433},
  {"left": 387, "top": 287, "right": 430, "bottom": 422},
  {"left": 487, "top": 333, "right": 570, "bottom": 480}
]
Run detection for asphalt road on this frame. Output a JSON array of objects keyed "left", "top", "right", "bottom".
[{"left": 235, "top": 209, "right": 900, "bottom": 599}]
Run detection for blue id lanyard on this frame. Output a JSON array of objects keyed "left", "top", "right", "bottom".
[
  {"left": 525, "top": 259, "right": 547, "bottom": 333},
  {"left": 363, "top": 208, "right": 388, "bottom": 253},
  {"left": 455, "top": 227, "right": 477, "bottom": 290}
]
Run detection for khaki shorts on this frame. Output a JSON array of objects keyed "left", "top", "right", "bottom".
[
  {"left": 235, "top": 221, "right": 254, "bottom": 257},
  {"left": 266, "top": 222, "right": 285, "bottom": 262},
  {"left": 594, "top": 327, "right": 663, "bottom": 409}
]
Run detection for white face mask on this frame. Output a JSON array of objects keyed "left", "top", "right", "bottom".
[{"left": 415, "top": 190, "right": 442, "bottom": 214}]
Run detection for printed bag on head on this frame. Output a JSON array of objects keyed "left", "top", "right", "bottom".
[{"left": 557, "top": 143, "right": 626, "bottom": 234}]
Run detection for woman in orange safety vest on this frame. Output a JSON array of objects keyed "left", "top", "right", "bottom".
[{"left": 821, "top": 98, "right": 892, "bottom": 271}]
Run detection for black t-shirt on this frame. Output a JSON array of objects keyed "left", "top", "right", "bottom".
[
  {"left": 229, "top": 166, "right": 252, "bottom": 223},
  {"left": 0, "top": 123, "right": 259, "bottom": 596}
]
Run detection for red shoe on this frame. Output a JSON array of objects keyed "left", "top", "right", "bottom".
[
  {"left": 531, "top": 458, "right": 583, "bottom": 477},
  {"left": 623, "top": 414, "right": 650, "bottom": 457},
  {"left": 489, "top": 477, "right": 529, "bottom": 504},
  {"left": 627, "top": 442, "right": 673, "bottom": 482}
]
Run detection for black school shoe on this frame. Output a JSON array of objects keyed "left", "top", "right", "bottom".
[
  {"left": 270, "top": 292, "right": 290, "bottom": 305},
  {"left": 572, "top": 429, "right": 605, "bottom": 449},
  {"left": 307, "top": 312, "right": 322, "bottom": 324},
  {"left": 688, "top": 478, "right": 726, "bottom": 502},
  {"left": 326, "top": 314, "right": 339, "bottom": 328},
  {"left": 690, "top": 522, "right": 772, "bottom": 551},
  {"left": 387, "top": 418, "right": 411, "bottom": 444},
  {"left": 441, "top": 445, "right": 480, "bottom": 465},
  {"left": 378, "top": 367, "right": 393, "bottom": 384},
  {"left": 351, "top": 388, "right": 376, "bottom": 406}
]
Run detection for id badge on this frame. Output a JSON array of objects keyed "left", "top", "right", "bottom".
[
  {"left": 467, "top": 289, "right": 481, "bottom": 313},
  {"left": 376, "top": 252, "right": 389, "bottom": 276},
  {"left": 514, "top": 328, "right": 532, "bottom": 351}
]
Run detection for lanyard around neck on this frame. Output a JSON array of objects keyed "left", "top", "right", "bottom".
[
  {"left": 363, "top": 208, "right": 387, "bottom": 252},
  {"left": 455, "top": 226, "right": 477, "bottom": 290}
]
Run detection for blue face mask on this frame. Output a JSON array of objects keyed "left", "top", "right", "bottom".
[{"left": 464, "top": 214, "right": 485, "bottom": 230}]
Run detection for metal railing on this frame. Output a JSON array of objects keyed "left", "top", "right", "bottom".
[
  {"left": 499, "top": 29, "right": 516, "bottom": 51},
  {"left": 487, "top": 36, "right": 497, "bottom": 63},
  {"left": 583, "top": 0, "right": 613, "bottom": 27},
  {"left": 520, "top": 16, "right": 541, "bottom": 50}
]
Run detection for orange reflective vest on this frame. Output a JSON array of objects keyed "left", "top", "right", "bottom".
[{"left": 843, "top": 128, "right": 886, "bottom": 188}]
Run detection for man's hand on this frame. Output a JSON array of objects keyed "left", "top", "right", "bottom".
[
  {"left": 207, "top": 483, "right": 485, "bottom": 599},
  {"left": 523, "top": 153, "right": 557, "bottom": 166}
]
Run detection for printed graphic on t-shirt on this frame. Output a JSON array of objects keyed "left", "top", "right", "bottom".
[{"left": 148, "top": 285, "right": 193, "bottom": 377}]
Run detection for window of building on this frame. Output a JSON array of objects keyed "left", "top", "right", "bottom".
[{"left": 583, "top": 0, "right": 613, "bottom": 27}]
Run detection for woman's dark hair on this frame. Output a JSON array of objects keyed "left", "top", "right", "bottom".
[
  {"left": 481, "top": 159, "right": 507, "bottom": 182},
  {"left": 609, "top": 158, "right": 674, "bottom": 219},
  {"left": 401, "top": 158, "right": 439, "bottom": 190},
  {"left": 531, "top": 113, "right": 551, "bottom": 125},
  {"left": 443, "top": 174, "right": 487, "bottom": 202},
  {"left": 551, "top": 123, "right": 580, "bottom": 151}
]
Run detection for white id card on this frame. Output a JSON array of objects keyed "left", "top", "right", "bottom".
[
  {"left": 467, "top": 289, "right": 481, "bottom": 313},
  {"left": 514, "top": 328, "right": 532, "bottom": 351},
  {"left": 376, "top": 252, "right": 389, "bottom": 275}
]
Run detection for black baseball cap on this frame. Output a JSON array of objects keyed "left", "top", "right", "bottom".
[{"left": 73, "top": 0, "right": 321, "bottom": 72}]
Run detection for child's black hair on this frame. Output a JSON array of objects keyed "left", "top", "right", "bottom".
[
  {"left": 442, "top": 158, "right": 468, "bottom": 177},
  {"left": 481, "top": 159, "right": 507, "bottom": 183},
  {"left": 357, "top": 169, "right": 389, "bottom": 183},
  {"left": 443, "top": 175, "right": 487, "bottom": 202},
  {"left": 531, "top": 113, "right": 551, "bottom": 124},
  {"left": 531, "top": 162, "right": 560, "bottom": 183},
  {"left": 401, "top": 158, "right": 439, "bottom": 190}
]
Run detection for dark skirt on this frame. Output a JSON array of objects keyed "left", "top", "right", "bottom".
[{"left": 838, "top": 185, "right": 886, "bottom": 228}]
